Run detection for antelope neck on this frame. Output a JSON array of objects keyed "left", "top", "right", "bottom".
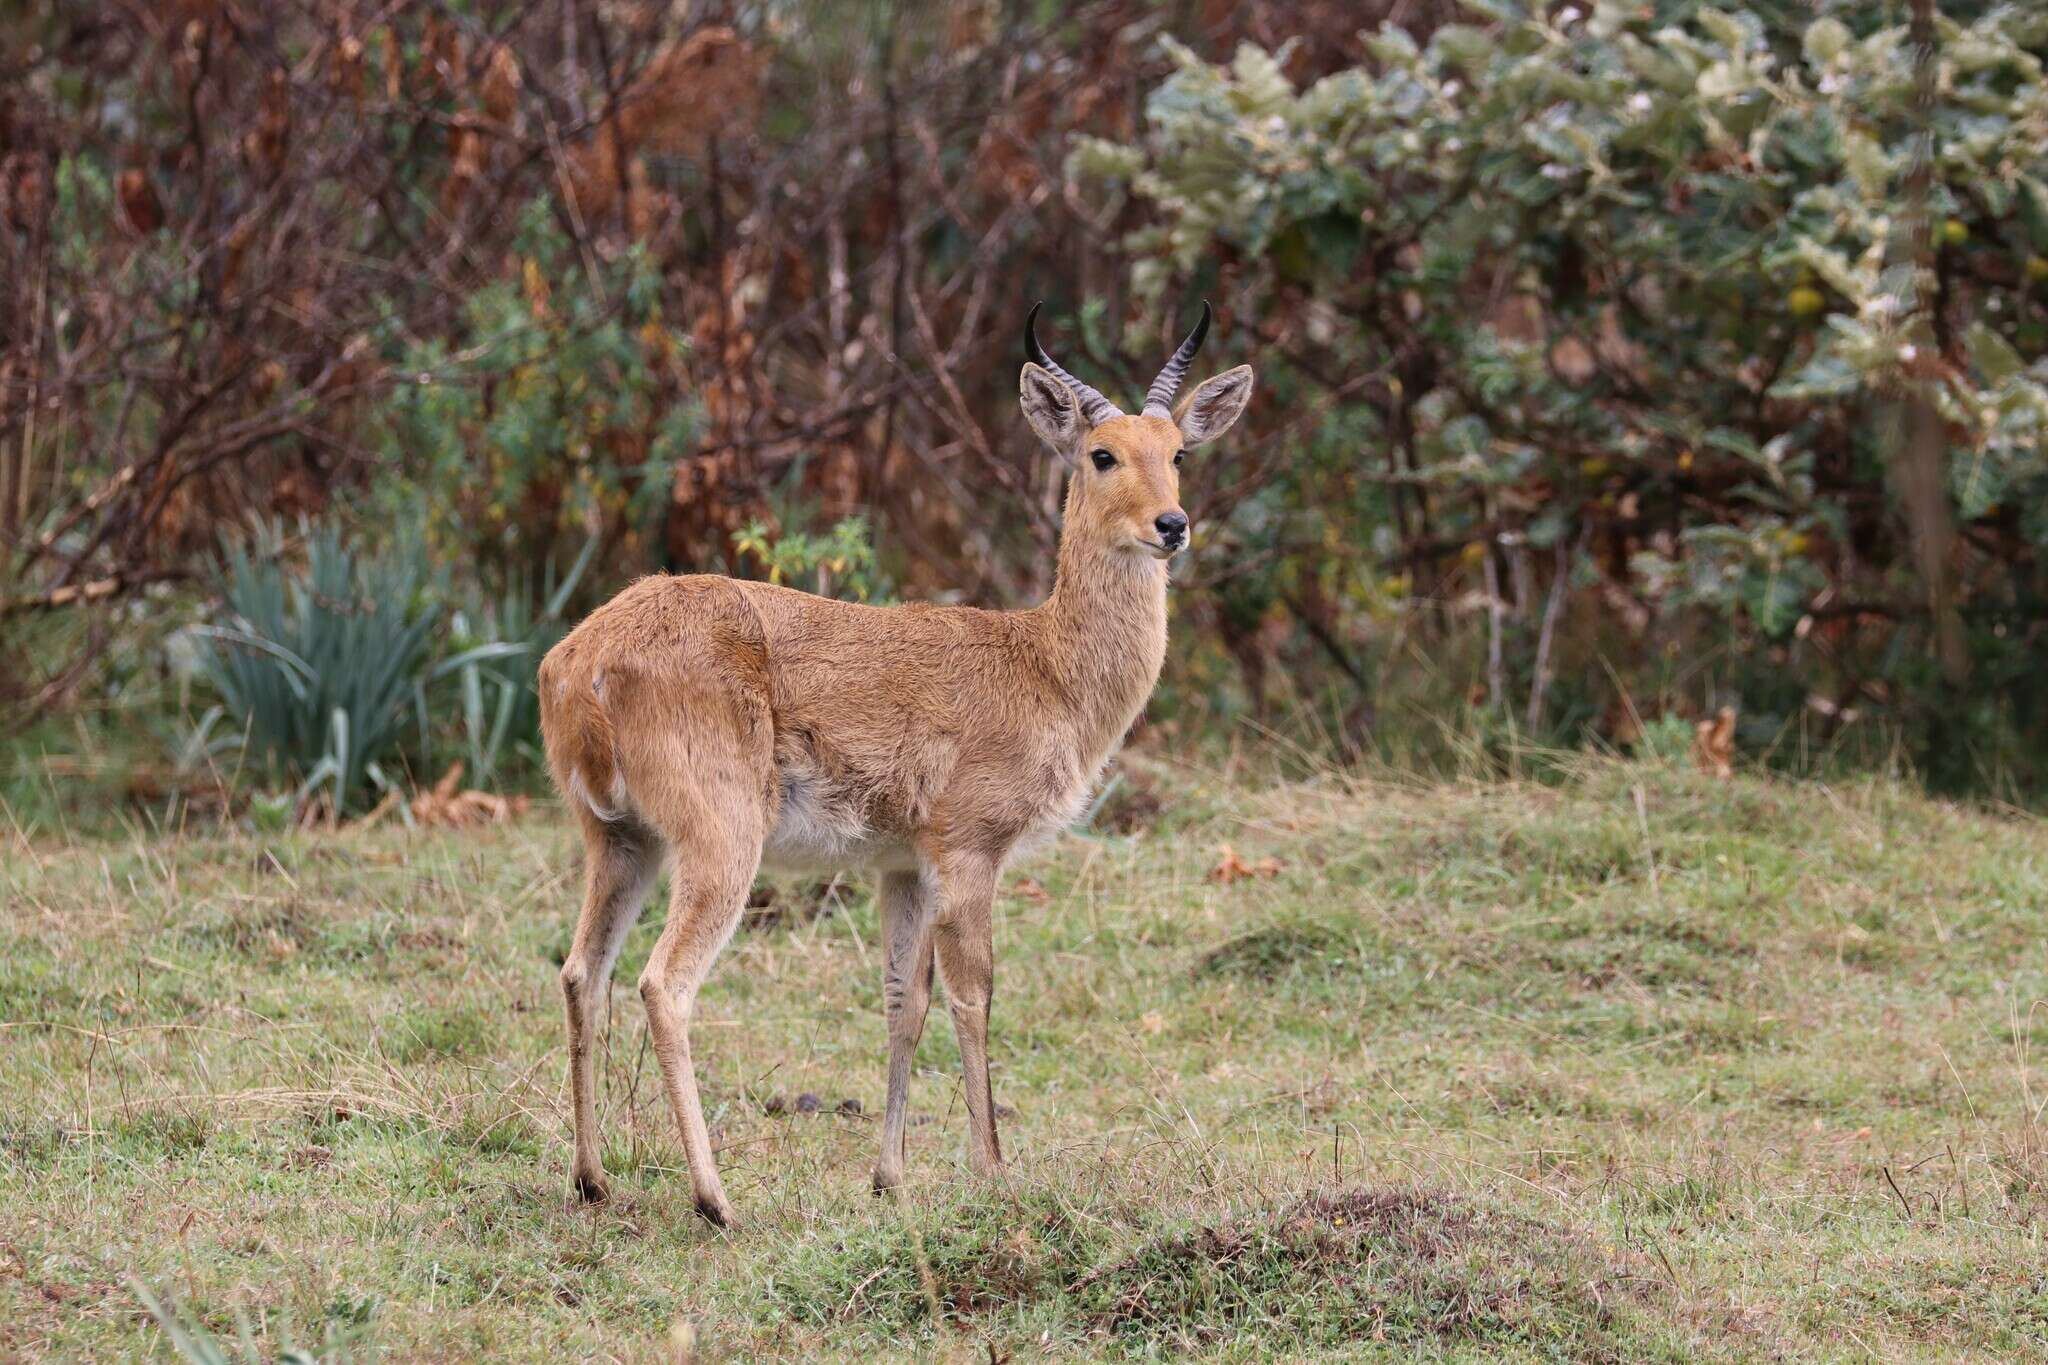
[{"left": 1033, "top": 513, "right": 1170, "bottom": 757}]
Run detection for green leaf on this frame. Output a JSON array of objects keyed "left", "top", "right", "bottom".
[
  {"left": 1770, "top": 351, "right": 1862, "bottom": 401},
  {"left": 1803, "top": 18, "right": 1850, "bottom": 65},
  {"left": 1740, "top": 563, "right": 1809, "bottom": 637},
  {"left": 427, "top": 641, "right": 530, "bottom": 683},
  {"left": 1968, "top": 322, "right": 2023, "bottom": 387}
]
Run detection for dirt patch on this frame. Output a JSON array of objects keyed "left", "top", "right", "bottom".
[
  {"left": 743, "top": 877, "right": 843, "bottom": 933},
  {"left": 1074, "top": 1188, "right": 1668, "bottom": 1356},
  {"left": 1194, "top": 921, "right": 1355, "bottom": 982},
  {"left": 767, "top": 1184, "right": 1684, "bottom": 1358},
  {"left": 181, "top": 897, "right": 316, "bottom": 960},
  {"left": 1090, "top": 768, "right": 1165, "bottom": 834}
]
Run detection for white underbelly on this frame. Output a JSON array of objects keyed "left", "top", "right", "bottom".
[
  {"left": 759, "top": 771, "right": 915, "bottom": 873},
  {"left": 754, "top": 753, "right": 1097, "bottom": 875},
  {"left": 759, "top": 833, "right": 915, "bottom": 874}
]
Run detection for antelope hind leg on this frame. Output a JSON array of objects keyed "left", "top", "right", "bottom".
[{"left": 559, "top": 815, "right": 660, "bottom": 1203}]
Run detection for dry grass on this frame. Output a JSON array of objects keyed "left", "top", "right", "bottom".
[{"left": 3, "top": 754, "right": 2046, "bottom": 1359}]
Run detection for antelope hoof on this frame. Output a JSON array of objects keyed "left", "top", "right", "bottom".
[
  {"left": 573, "top": 1170, "right": 611, "bottom": 1205},
  {"left": 694, "top": 1194, "right": 739, "bottom": 1230}
]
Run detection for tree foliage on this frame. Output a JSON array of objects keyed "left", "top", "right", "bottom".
[
  {"left": 4, "top": 1, "right": 2047, "bottom": 798},
  {"left": 1079, "top": 1, "right": 2048, "bottom": 788}
]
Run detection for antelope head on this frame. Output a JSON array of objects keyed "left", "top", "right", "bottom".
[{"left": 1019, "top": 301, "right": 1255, "bottom": 562}]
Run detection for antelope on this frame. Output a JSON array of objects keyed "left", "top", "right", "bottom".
[{"left": 537, "top": 302, "right": 1254, "bottom": 1226}]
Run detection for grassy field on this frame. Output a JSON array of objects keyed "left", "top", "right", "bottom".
[{"left": 3, "top": 753, "right": 2047, "bottom": 1361}]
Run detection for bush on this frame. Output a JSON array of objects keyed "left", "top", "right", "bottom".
[
  {"left": 195, "top": 524, "right": 517, "bottom": 816},
  {"left": 372, "top": 207, "right": 692, "bottom": 589},
  {"left": 733, "top": 514, "right": 890, "bottom": 602},
  {"left": 1079, "top": 2, "right": 2048, "bottom": 790},
  {"left": 441, "top": 534, "right": 599, "bottom": 787}
]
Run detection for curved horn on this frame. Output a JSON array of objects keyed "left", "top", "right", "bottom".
[
  {"left": 1141, "top": 300, "right": 1212, "bottom": 417},
  {"left": 1024, "top": 301, "right": 1121, "bottom": 426}
]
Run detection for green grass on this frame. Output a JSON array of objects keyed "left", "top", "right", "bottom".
[{"left": 4, "top": 754, "right": 2047, "bottom": 1360}]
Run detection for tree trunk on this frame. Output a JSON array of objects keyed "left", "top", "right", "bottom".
[{"left": 1894, "top": 0, "right": 1969, "bottom": 685}]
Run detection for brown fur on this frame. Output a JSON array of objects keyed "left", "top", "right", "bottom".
[{"left": 538, "top": 348, "right": 1253, "bottom": 1225}]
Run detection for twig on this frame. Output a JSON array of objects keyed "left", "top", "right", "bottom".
[
  {"left": 1482, "top": 542, "right": 1505, "bottom": 713},
  {"left": 1525, "top": 525, "right": 1584, "bottom": 731},
  {"left": 1882, "top": 1165, "right": 1915, "bottom": 1222}
]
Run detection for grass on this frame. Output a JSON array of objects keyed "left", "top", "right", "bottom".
[{"left": 3, "top": 752, "right": 2047, "bottom": 1360}]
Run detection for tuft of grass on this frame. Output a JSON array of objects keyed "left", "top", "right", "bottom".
[
  {"left": 109, "top": 1109, "right": 216, "bottom": 1159},
  {"left": 131, "top": 1275, "right": 373, "bottom": 1364},
  {"left": 383, "top": 1005, "right": 493, "bottom": 1063},
  {"left": 1077, "top": 1188, "right": 1677, "bottom": 1358},
  {"left": 762, "top": 1183, "right": 1096, "bottom": 1329},
  {"left": 764, "top": 1182, "right": 1690, "bottom": 1358},
  {"left": 447, "top": 1105, "right": 545, "bottom": 1160},
  {"left": 1194, "top": 919, "right": 1368, "bottom": 984}
]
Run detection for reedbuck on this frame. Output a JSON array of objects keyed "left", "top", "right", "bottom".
[{"left": 537, "top": 302, "right": 1253, "bottom": 1225}]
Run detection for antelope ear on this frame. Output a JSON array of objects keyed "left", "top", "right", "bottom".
[
  {"left": 1173, "top": 365, "right": 1255, "bottom": 445},
  {"left": 1020, "top": 362, "right": 1084, "bottom": 454}
]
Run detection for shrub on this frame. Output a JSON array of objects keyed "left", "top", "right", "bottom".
[
  {"left": 372, "top": 206, "right": 692, "bottom": 587},
  {"left": 1079, "top": 3, "right": 2048, "bottom": 789},
  {"left": 441, "top": 533, "right": 599, "bottom": 787},
  {"left": 195, "top": 524, "right": 516, "bottom": 816},
  {"left": 733, "top": 514, "right": 889, "bottom": 602}
]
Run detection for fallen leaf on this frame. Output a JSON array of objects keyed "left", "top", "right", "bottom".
[
  {"left": 1692, "top": 706, "right": 1736, "bottom": 779},
  {"left": 1208, "top": 844, "right": 1284, "bottom": 884},
  {"left": 352, "top": 787, "right": 403, "bottom": 831},
  {"left": 401, "top": 761, "right": 533, "bottom": 829}
]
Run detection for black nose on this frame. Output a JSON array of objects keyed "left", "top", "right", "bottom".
[{"left": 1155, "top": 511, "right": 1189, "bottom": 543}]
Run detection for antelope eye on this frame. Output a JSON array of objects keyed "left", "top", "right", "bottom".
[
  {"left": 1173, "top": 450, "right": 1185, "bottom": 468},
  {"left": 1089, "top": 448, "right": 1116, "bottom": 472}
]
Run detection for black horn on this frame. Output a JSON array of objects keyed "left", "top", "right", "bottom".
[
  {"left": 1141, "top": 300, "right": 1212, "bottom": 417},
  {"left": 1024, "top": 301, "right": 1121, "bottom": 426}
]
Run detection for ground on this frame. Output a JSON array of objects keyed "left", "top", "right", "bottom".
[{"left": 3, "top": 755, "right": 2046, "bottom": 1361}]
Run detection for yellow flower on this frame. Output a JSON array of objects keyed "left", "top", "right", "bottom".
[{"left": 1787, "top": 285, "right": 1825, "bottom": 319}]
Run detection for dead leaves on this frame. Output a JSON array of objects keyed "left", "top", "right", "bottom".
[
  {"left": 1693, "top": 706, "right": 1736, "bottom": 780},
  {"left": 241, "top": 68, "right": 291, "bottom": 181},
  {"left": 410, "top": 762, "right": 530, "bottom": 827},
  {"left": 352, "top": 762, "right": 529, "bottom": 831},
  {"left": 564, "top": 27, "right": 759, "bottom": 226},
  {"left": 743, "top": 877, "right": 842, "bottom": 933},
  {"left": 480, "top": 44, "right": 523, "bottom": 126},
  {"left": 1208, "top": 844, "right": 1283, "bottom": 885},
  {"left": 117, "top": 167, "right": 164, "bottom": 235}
]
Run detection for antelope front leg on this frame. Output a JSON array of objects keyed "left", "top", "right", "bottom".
[
  {"left": 872, "top": 869, "right": 937, "bottom": 1192},
  {"left": 931, "top": 855, "right": 1003, "bottom": 1176}
]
